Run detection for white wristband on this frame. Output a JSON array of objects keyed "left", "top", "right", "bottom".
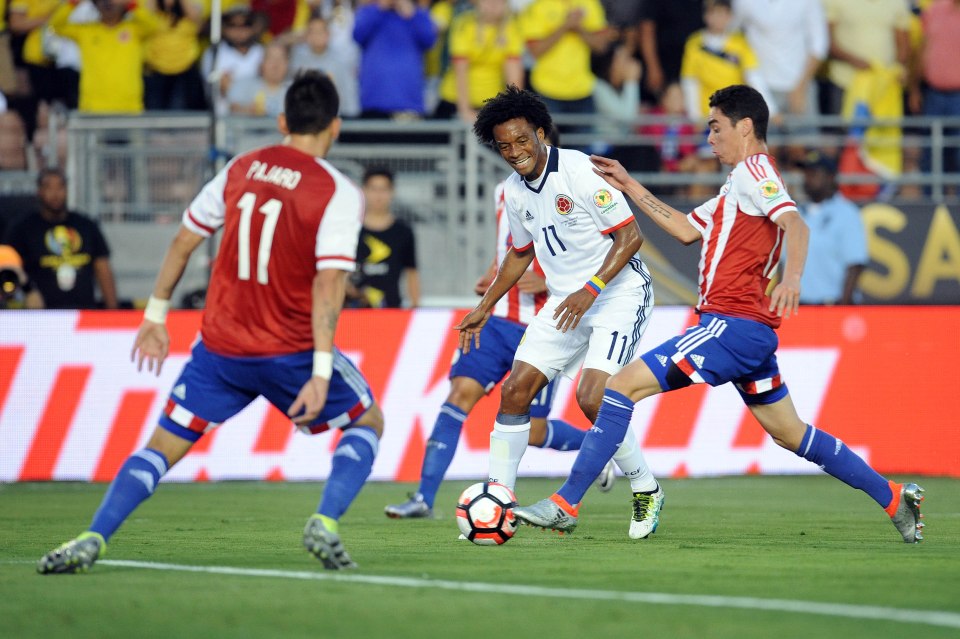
[
  {"left": 144, "top": 295, "right": 170, "bottom": 324},
  {"left": 312, "top": 351, "right": 334, "bottom": 379}
]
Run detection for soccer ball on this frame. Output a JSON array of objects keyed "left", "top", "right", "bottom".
[{"left": 456, "top": 482, "right": 519, "bottom": 546}]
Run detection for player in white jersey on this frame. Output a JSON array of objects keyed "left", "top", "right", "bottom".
[
  {"left": 515, "top": 85, "right": 924, "bottom": 545},
  {"left": 384, "top": 163, "right": 616, "bottom": 519},
  {"left": 456, "top": 86, "right": 661, "bottom": 536}
]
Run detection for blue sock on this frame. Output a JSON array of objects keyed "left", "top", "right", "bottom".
[
  {"left": 318, "top": 427, "right": 379, "bottom": 521},
  {"left": 89, "top": 448, "right": 169, "bottom": 542},
  {"left": 537, "top": 419, "right": 585, "bottom": 451},
  {"left": 557, "top": 390, "right": 634, "bottom": 506},
  {"left": 797, "top": 424, "right": 893, "bottom": 508},
  {"left": 417, "top": 403, "right": 466, "bottom": 507}
]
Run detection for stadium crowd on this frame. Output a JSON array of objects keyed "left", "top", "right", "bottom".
[{"left": 0, "top": 0, "right": 955, "bottom": 184}]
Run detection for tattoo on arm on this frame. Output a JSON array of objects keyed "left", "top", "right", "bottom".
[
  {"left": 638, "top": 194, "right": 673, "bottom": 221},
  {"left": 319, "top": 300, "right": 341, "bottom": 335}
]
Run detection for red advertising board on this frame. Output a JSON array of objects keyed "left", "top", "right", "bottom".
[{"left": 1, "top": 307, "right": 958, "bottom": 482}]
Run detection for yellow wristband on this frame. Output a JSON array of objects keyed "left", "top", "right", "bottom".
[{"left": 590, "top": 276, "right": 606, "bottom": 290}]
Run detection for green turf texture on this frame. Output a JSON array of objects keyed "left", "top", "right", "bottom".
[{"left": 2, "top": 476, "right": 958, "bottom": 639}]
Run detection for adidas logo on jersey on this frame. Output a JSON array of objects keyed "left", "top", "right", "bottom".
[
  {"left": 655, "top": 354, "right": 668, "bottom": 367},
  {"left": 524, "top": 210, "right": 534, "bottom": 221},
  {"left": 173, "top": 383, "right": 186, "bottom": 400},
  {"left": 690, "top": 354, "right": 705, "bottom": 368}
]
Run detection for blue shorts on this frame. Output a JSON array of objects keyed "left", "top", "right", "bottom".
[
  {"left": 449, "top": 315, "right": 557, "bottom": 418},
  {"left": 640, "top": 313, "right": 789, "bottom": 405},
  {"left": 159, "top": 340, "right": 374, "bottom": 442}
]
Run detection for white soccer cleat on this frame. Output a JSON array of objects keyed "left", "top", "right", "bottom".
[{"left": 629, "top": 483, "right": 665, "bottom": 539}]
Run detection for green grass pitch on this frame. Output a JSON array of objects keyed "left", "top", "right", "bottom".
[{"left": 2, "top": 476, "right": 958, "bottom": 639}]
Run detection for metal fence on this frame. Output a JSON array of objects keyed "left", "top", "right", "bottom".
[
  {"left": 61, "top": 115, "right": 508, "bottom": 304},
  {"left": 2, "top": 111, "right": 955, "bottom": 305}
]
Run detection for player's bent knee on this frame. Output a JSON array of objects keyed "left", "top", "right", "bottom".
[
  {"left": 353, "top": 403, "right": 384, "bottom": 438},
  {"left": 575, "top": 391, "right": 601, "bottom": 423},
  {"left": 446, "top": 377, "right": 486, "bottom": 413},
  {"left": 145, "top": 426, "right": 196, "bottom": 467},
  {"left": 500, "top": 377, "right": 533, "bottom": 413}
]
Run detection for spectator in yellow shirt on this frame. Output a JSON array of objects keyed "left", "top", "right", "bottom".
[
  {"left": 144, "top": 0, "right": 207, "bottom": 111},
  {"left": 8, "top": 0, "right": 81, "bottom": 111},
  {"left": 50, "top": 0, "right": 163, "bottom": 114},
  {"left": 434, "top": 0, "right": 525, "bottom": 124},
  {"left": 521, "top": 0, "right": 613, "bottom": 130},
  {"left": 679, "top": 0, "right": 776, "bottom": 122}
]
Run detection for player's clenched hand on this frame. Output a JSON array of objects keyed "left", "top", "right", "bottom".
[
  {"left": 590, "top": 155, "right": 632, "bottom": 192},
  {"left": 769, "top": 274, "right": 801, "bottom": 319},
  {"left": 454, "top": 307, "right": 491, "bottom": 354},
  {"left": 553, "top": 289, "right": 595, "bottom": 333},
  {"left": 288, "top": 376, "right": 330, "bottom": 426},
  {"left": 131, "top": 321, "right": 170, "bottom": 376}
]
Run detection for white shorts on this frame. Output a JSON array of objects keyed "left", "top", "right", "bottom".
[{"left": 514, "top": 292, "right": 653, "bottom": 381}]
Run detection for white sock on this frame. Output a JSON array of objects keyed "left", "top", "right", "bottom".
[
  {"left": 488, "top": 414, "right": 531, "bottom": 491},
  {"left": 613, "top": 425, "right": 658, "bottom": 493}
]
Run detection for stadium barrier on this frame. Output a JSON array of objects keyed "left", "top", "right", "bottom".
[
  {"left": 2, "top": 306, "right": 958, "bottom": 483},
  {"left": 41, "top": 114, "right": 960, "bottom": 305}
]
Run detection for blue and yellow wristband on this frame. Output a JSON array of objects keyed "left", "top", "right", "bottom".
[{"left": 584, "top": 276, "right": 606, "bottom": 298}]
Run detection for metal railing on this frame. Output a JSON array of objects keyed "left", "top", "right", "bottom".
[{"left": 5, "top": 111, "right": 952, "bottom": 304}]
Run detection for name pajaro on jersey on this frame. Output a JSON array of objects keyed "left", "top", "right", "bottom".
[{"left": 183, "top": 144, "right": 364, "bottom": 356}]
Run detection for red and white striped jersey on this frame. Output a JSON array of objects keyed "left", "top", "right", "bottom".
[
  {"left": 491, "top": 182, "right": 548, "bottom": 325},
  {"left": 687, "top": 153, "right": 797, "bottom": 328},
  {"left": 183, "top": 144, "right": 363, "bottom": 356}
]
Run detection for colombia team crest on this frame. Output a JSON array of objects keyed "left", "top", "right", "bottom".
[{"left": 555, "top": 194, "right": 574, "bottom": 215}]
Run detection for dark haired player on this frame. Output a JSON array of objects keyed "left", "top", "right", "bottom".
[
  {"left": 515, "top": 85, "right": 925, "bottom": 544},
  {"left": 38, "top": 71, "right": 381, "bottom": 573},
  {"left": 457, "top": 86, "right": 662, "bottom": 539}
]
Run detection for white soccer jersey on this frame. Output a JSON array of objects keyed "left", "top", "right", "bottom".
[
  {"left": 491, "top": 182, "right": 548, "bottom": 325},
  {"left": 687, "top": 152, "right": 798, "bottom": 328},
  {"left": 501, "top": 146, "right": 650, "bottom": 299}
]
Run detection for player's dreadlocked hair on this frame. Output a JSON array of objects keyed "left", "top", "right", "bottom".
[{"left": 473, "top": 85, "right": 554, "bottom": 146}]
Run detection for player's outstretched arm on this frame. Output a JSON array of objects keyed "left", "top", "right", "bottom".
[
  {"left": 455, "top": 247, "right": 534, "bottom": 353},
  {"left": 590, "top": 155, "right": 701, "bottom": 245},
  {"left": 132, "top": 225, "right": 206, "bottom": 375},
  {"left": 289, "top": 268, "right": 347, "bottom": 426},
  {"left": 769, "top": 210, "right": 809, "bottom": 319}
]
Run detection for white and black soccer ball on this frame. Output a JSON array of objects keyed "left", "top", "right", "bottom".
[{"left": 456, "top": 482, "right": 519, "bottom": 546}]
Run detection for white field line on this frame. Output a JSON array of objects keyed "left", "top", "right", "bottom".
[{"left": 94, "top": 559, "right": 960, "bottom": 630}]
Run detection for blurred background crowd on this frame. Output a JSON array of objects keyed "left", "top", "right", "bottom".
[
  {"left": 0, "top": 0, "right": 957, "bottom": 310},
  {"left": 0, "top": 0, "right": 956, "bottom": 180}
]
